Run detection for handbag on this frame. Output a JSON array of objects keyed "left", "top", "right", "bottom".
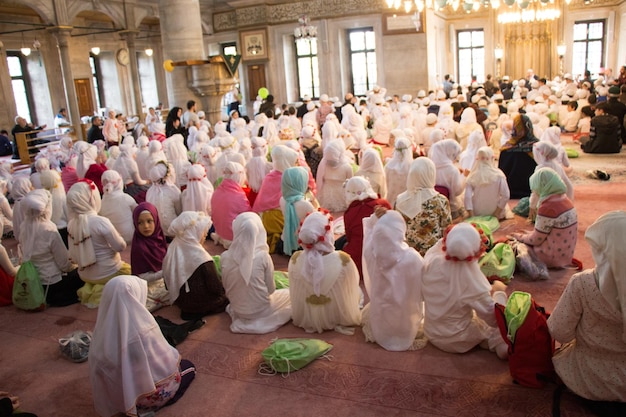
[
  {"left": 479, "top": 242, "right": 516, "bottom": 284},
  {"left": 12, "top": 260, "right": 47, "bottom": 311}
]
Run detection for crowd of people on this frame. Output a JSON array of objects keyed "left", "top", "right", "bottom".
[{"left": 0, "top": 69, "right": 625, "bottom": 416}]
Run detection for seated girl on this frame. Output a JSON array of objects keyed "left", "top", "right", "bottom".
[
  {"left": 89, "top": 275, "right": 196, "bottom": 417},
  {"left": 146, "top": 161, "right": 182, "bottom": 240},
  {"left": 131, "top": 202, "right": 170, "bottom": 312},
  {"left": 395, "top": 157, "right": 451, "bottom": 256},
  {"left": 245, "top": 137, "right": 271, "bottom": 206},
  {"left": 548, "top": 211, "right": 626, "bottom": 405},
  {"left": 181, "top": 164, "right": 214, "bottom": 215},
  {"left": 76, "top": 143, "right": 107, "bottom": 194},
  {"left": 421, "top": 222, "right": 508, "bottom": 358},
  {"left": 464, "top": 146, "right": 510, "bottom": 219},
  {"left": 340, "top": 176, "right": 391, "bottom": 277},
  {"left": 510, "top": 167, "right": 577, "bottom": 271},
  {"left": 316, "top": 139, "right": 353, "bottom": 213},
  {"left": 362, "top": 209, "right": 424, "bottom": 351},
  {"left": 113, "top": 144, "right": 149, "bottom": 203},
  {"left": 498, "top": 114, "right": 538, "bottom": 199},
  {"left": 67, "top": 180, "right": 130, "bottom": 308},
  {"left": 20, "top": 190, "right": 81, "bottom": 306},
  {"left": 210, "top": 162, "right": 251, "bottom": 249},
  {"left": 384, "top": 137, "right": 413, "bottom": 207},
  {"left": 288, "top": 210, "right": 362, "bottom": 334},
  {"left": 355, "top": 147, "right": 387, "bottom": 199},
  {"left": 0, "top": 239, "right": 17, "bottom": 306},
  {"left": 529, "top": 141, "right": 574, "bottom": 221},
  {"left": 280, "top": 166, "right": 315, "bottom": 256},
  {"left": 10, "top": 177, "right": 33, "bottom": 244},
  {"left": 221, "top": 212, "right": 292, "bottom": 334},
  {"left": 252, "top": 145, "right": 299, "bottom": 253},
  {"left": 39, "top": 170, "right": 68, "bottom": 246},
  {"left": 99, "top": 170, "right": 137, "bottom": 245},
  {"left": 162, "top": 211, "right": 228, "bottom": 320},
  {"left": 430, "top": 139, "right": 465, "bottom": 219}
]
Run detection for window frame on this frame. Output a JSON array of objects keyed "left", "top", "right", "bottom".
[
  {"left": 294, "top": 37, "right": 319, "bottom": 100},
  {"left": 348, "top": 27, "right": 377, "bottom": 96},
  {"left": 456, "top": 29, "right": 485, "bottom": 86},
  {"left": 7, "top": 50, "right": 37, "bottom": 125},
  {"left": 572, "top": 19, "right": 605, "bottom": 76},
  {"left": 89, "top": 53, "right": 105, "bottom": 111}
]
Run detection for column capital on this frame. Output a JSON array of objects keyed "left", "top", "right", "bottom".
[{"left": 46, "top": 26, "right": 74, "bottom": 47}]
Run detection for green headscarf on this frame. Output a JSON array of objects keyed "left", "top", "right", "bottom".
[
  {"left": 281, "top": 166, "right": 310, "bottom": 254},
  {"left": 529, "top": 167, "right": 567, "bottom": 204}
]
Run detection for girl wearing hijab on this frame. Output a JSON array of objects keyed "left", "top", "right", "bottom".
[
  {"left": 20, "top": 189, "right": 81, "bottom": 306},
  {"left": 464, "top": 146, "right": 510, "bottom": 219},
  {"left": 135, "top": 136, "right": 150, "bottom": 180},
  {"left": 246, "top": 137, "right": 272, "bottom": 206},
  {"left": 421, "top": 223, "right": 509, "bottom": 358},
  {"left": 430, "top": 139, "right": 465, "bottom": 219},
  {"left": 540, "top": 126, "right": 571, "bottom": 173},
  {"left": 145, "top": 140, "right": 167, "bottom": 177},
  {"left": 340, "top": 176, "right": 391, "bottom": 277},
  {"left": 100, "top": 170, "right": 138, "bottom": 245},
  {"left": 162, "top": 211, "right": 228, "bottom": 320},
  {"left": 455, "top": 107, "right": 483, "bottom": 150},
  {"left": 76, "top": 143, "right": 107, "bottom": 194},
  {"left": 210, "top": 162, "right": 251, "bottom": 249},
  {"left": 279, "top": 166, "right": 315, "bottom": 256},
  {"left": 30, "top": 157, "right": 50, "bottom": 190},
  {"left": 0, "top": 237, "right": 17, "bottom": 306},
  {"left": 395, "top": 157, "right": 451, "bottom": 256},
  {"left": 0, "top": 179, "right": 12, "bottom": 237},
  {"left": 316, "top": 139, "right": 353, "bottom": 213},
  {"left": 362, "top": 210, "right": 424, "bottom": 351},
  {"left": 384, "top": 136, "right": 413, "bottom": 207},
  {"left": 547, "top": 211, "right": 626, "bottom": 403},
  {"left": 181, "top": 164, "right": 214, "bottom": 215},
  {"left": 67, "top": 180, "right": 129, "bottom": 308},
  {"left": 498, "top": 114, "right": 539, "bottom": 198},
  {"left": 131, "top": 202, "right": 170, "bottom": 312},
  {"left": 89, "top": 275, "right": 196, "bottom": 417},
  {"left": 529, "top": 141, "right": 574, "bottom": 221},
  {"left": 146, "top": 161, "right": 182, "bottom": 240},
  {"left": 459, "top": 130, "right": 487, "bottom": 174},
  {"left": 113, "top": 144, "right": 149, "bottom": 204},
  {"left": 10, "top": 177, "right": 33, "bottom": 244},
  {"left": 252, "top": 145, "right": 299, "bottom": 253},
  {"left": 288, "top": 210, "right": 361, "bottom": 333},
  {"left": 39, "top": 170, "right": 68, "bottom": 246},
  {"left": 355, "top": 147, "right": 387, "bottom": 199},
  {"left": 199, "top": 144, "right": 220, "bottom": 186},
  {"left": 104, "top": 145, "right": 119, "bottom": 170},
  {"left": 510, "top": 167, "right": 577, "bottom": 270},
  {"left": 163, "top": 134, "right": 191, "bottom": 189},
  {"left": 221, "top": 212, "right": 292, "bottom": 334}
]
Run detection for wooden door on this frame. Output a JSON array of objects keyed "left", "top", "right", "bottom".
[
  {"left": 74, "top": 78, "right": 94, "bottom": 117},
  {"left": 247, "top": 64, "right": 266, "bottom": 103}
]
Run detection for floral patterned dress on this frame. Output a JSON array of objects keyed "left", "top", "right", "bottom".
[
  {"left": 398, "top": 194, "right": 451, "bottom": 256},
  {"left": 134, "top": 371, "right": 181, "bottom": 415}
]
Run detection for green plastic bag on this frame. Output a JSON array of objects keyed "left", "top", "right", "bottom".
[
  {"left": 261, "top": 338, "right": 333, "bottom": 373},
  {"left": 465, "top": 215, "right": 500, "bottom": 233},
  {"left": 479, "top": 242, "right": 516, "bottom": 284},
  {"left": 504, "top": 291, "right": 532, "bottom": 343},
  {"left": 566, "top": 148, "right": 579, "bottom": 158},
  {"left": 12, "top": 260, "right": 46, "bottom": 311},
  {"left": 273, "top": 271, "right": 289, "bottom": 289},
  {"left": 212, "top": 255, "right": 221, "bottom": 276},
  {"left": 467, "top": 220, "right": 493, "bottom": 250},
  {"left": 512, "top": 197, "right": 530, "bottom": 217}
]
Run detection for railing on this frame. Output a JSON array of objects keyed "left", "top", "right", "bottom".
[{"left": 15, "top": 128, "right": 77, "bottom": 165}]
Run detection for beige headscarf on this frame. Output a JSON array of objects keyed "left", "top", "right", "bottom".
[
  {"left": 584, "top": 210, "right": 626, "bottom": 343},
  {"left": 66, "top": 180, "right": 102, "bottom": 269},
  {"left": 228, "top": 212, "right": 268, "bottom": 285},
  {"left": 395, "top": 157, "right": 438, "bottom": 219}
]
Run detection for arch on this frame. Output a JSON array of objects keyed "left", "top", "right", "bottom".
[
  {"left": 67, "top": 0, "right": 125, "bottom": 29},
  {"left": 135, "top": 8, "right": 160, "bottom": 31},
  {"left": 9, "top": 0, "right": 56, "bottom": 25}
]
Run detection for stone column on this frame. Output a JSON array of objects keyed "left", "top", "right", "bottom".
[
  {"left": 49, "top": 26, "right": 82, "bottom": 140},
  {"left": 120, "top": 31, "right": 144, "bottom": 119},
  {"left": 158, "top": 0, "right": 205, "bottom": 109}
]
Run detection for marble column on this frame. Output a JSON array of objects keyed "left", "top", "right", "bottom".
[
  {"left": 120, "top": 31, "right": 144, "bottom": 119},
  {"left": 158, "top": 0, "right": 205, "bottom": 109},
  {"left": 49, "top": 26, "right": 82, "bottom": 140}
]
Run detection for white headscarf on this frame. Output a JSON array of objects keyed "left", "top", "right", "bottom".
[
  {"left": 459, "top": 107, "right": 477, "bottom": 125},
  {"left": 102, "top": 169, "right": 124, "bottom": 195},
  {"left": 584, "top": 210, "right": 626, "bottom": 343},
  {"left": 39, "top": 169, "right": 67, "bottom": 228},
  {"left": 466, "top": 146, "right": 506, "bottom": 187},
  {"left": 271, "top": 145, "right": 298, "bottom": 173},
  {"left": 224, "top": 161, "right": 246, "bottom": 186},
  {"left": 163, "top": 211, "right": 213, "bottom": 303},
  {"left": 76, "top": 144, "right": 98, "bottom": 179},
  {"left": 298, "top": 211, "right": 335, "bottom": 296},
  {"left": 247, "top": 137, "right": 271, "bottom": 192},
  {"left": 395, "top": 157, "right": 438, "bottom": 219},
  {"left": 429, "top": 139, "right": 461, "bottom": 169},
  {"left": 459, "top": 130, "right": 487, "bottom": 171},
  {"left": 113, "top": 144, "right": 141, "bottom": 183},
  {"left": 356, "top": 147, "right": 387, "bottom": 199},
  {"left": 19, "top": 189, "right": 57, "bottom": 262},
  {"left": 385, "top": 137, "right": 413, "bottom": 173},
  {"left": 344, "top": 176, "right": 377, "bottom": 205},
  {"left": 89, "top": 275, "right": 180, "bottom": 417},
  {"left": 66, "top": 180, "right": 102, "bottom": 269},
  {"left": 228, "top": 212, "right": 268, "bottom": 285},
  {"left": 11, "top": 177, "right": 32, "bottom": 202},
  {"left": 362, "top": 210, "right": 424, "bottom": 351},
  {"left": 182, "top": 164, "right": 213, "bottom": 215}
]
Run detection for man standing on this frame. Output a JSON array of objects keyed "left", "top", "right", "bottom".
[
  {"left": 182, "top": 100, "right": 200, "bottom": 129},
  {"left": 103, "top": 109, "right": 119, "bottom": 148},
  {"left": 87, "top": 116, "right": 105, "bottom": 143}
]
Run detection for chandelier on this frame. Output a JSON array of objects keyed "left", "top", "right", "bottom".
[
  {"left": 294, "top": 15, "right": 317, "bottom": 42},
  {"left": 385, "top": 0, "right": 563, "bottom": 24}
]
